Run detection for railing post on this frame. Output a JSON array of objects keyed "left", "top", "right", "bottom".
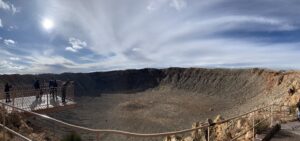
[
  {"left": 207, "top": 126, "right": 210, "bottom": 141},
  {"left": 2, "top": 103, "right": 6, "bottom": 141},
  {"left": 47, "top": 88, "right": 49, "bottom": 108},
  {"left": 21, "top": 91, "right": 24, "bottom": 109},
  {"left": 270, "top": 103, "right": 273, "bottom": 127},
  {"left": 12, "top": 92, "right": 15, "bottom": 112},
  {"left": 96, "top": 132, "right": 100, "bottom": 141},
  {"left": 252, "top": 112, "right": 255, "bottom": 141}
]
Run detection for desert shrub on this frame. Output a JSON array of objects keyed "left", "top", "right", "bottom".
[
  {"left": 254, "top": 119, "right": 269, "bottom": 134},
  {"left": 289, "top": 105, "right": 297, "bottom": 116},
  {"left": 62, "top": 132, "right": 82, "bottom": 141}
]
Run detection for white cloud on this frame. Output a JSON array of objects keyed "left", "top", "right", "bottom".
[
  {"left": 0, "top": 0, "right": 10, "bottom": 10},
  {"left": 0, "top": 0, "right": 17, "bottom": 14},
  {"left": 170, "top": 0, "right": 187, "bottom": 11},
  {"left": 65, "top": 37, "right": 87, "bottom": 52},
  {"left": 4, "top": 39, "right": 15, "bottom": 46},
  {"left": 9, "top": 57, "right": 20, "bottom": 61},
  {"left": 146, "top": 0, "right": 167, "bottom": 11},
  {"left": 0, "top": 18, "right": 2, "bottom": 27},
  {"left": 147, "top": 0, "right": 187, "bottom": 11},
  {"left": 65, "top": 47, "right": 77, "bottom": 52},
  {"left": 0, "top": 60, "right": 25, "bottom": 74}
]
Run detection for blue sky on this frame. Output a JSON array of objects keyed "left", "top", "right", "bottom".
[{"left": 0, "top": 0, "right": 300, "bottom": 74}]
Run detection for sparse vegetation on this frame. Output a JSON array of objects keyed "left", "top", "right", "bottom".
[
  {"left": 254, "top": 118, "right": 269, "bottom": 134},
  {"left": 62, "top": 132, "right": 82, "bottom": 141}
]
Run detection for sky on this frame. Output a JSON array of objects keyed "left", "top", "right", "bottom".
[{"left": 0, "top": 0, "right": 300, "bottom": 74}]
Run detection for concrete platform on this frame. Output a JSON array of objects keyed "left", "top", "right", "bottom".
[
  {"left": 0, "top": 94, "right": 76, "bottom": 113},
  {"left": 269, "top": 121, "right": 300, "bottom": 141}
]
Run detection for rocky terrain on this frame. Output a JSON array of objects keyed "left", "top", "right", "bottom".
[{"left": 0, "top": 68, "right": 300, "bottom": 140}]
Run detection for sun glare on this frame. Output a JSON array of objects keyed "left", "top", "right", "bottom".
[{"left": 42, "top": 18, "right": 54, "bottom": 30}]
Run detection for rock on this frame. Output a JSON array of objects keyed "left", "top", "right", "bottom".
[
  {"left": 19, "top": 120, "right": 33, "bottom": 134},
  {"left": 245, "top": 131, "right": 254, "bottom": 140},
  {"left": 191, "top": 122, "right": 201, "bottom": 139},
  {"left": 163, "top": 135, "right": 182, "bottom": 141},
  {"left": 213, "top": 115, "right": 231, "bottom": 141}
]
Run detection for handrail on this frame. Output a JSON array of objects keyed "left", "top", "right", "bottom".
[
  {"left": 230, "top": 113, "right": 271, "bottom": 141},
  {"left": 0, "top": 123, "right": 32, "bottom": 141},
  {"left": 0, "top": 101, "right": 275, "bottom": 137}
]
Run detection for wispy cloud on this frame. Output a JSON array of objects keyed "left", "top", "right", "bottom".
[
  {"left": 169, "top": 0, "right": 187, "bottom": 11},
  {"left": 1, "top": 0, "right": 300, "bottom": 73},
  {"left": 0, "top": 0, "right": 17, "bottom": 14},
  {"left": 9, "top": 57, "right": 20, "bottom": 61},
  {"left": 65, "top": 37, "right": 87, "bottom": 52},
  {"left": 3, "top": 39, "right": 15, "bottom": 46}
]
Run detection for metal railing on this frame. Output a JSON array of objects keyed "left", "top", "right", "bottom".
[
  {"left": 0, "top": 102, "right": 290, "bottom": 141},
  {"left": 0, "top": 85, "right": 75, "bottom": 112}
]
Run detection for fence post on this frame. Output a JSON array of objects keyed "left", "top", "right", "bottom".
[
  {"left": 207, "top": 126, "right": 210, "bottom": 141},
  {"left": 96, "top": 132, "right": 100, "bottom": 141},
  {"left": 252, "top": 112, "right": 255, "bottom": 141},
  {"left": 270, "top": 103, "right": 273, "bottom": 127},
  {"left": 2, "top": 103, "right": 6, "bottom": 141},
  {"left": 12, "top": 92, "right": 15, "bottom": 112},
  {"left": 47, "top": 88, "right": 49, "bottom": 108},
  {"left": 21, "top": 90, "right": 24, "bottom": 109}
]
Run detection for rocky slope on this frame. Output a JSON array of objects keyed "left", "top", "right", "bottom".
[{"left": 0, "top": 68, "right": 282, "bottom": 97}]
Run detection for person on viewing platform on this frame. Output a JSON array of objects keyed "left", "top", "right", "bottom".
[
  {"left": 34, "top": 80, "right": 41, "bottom": 100},
  {"left": 4, "top": 83, "right": 12, "bottom": 103},
  {"left": 53, "top": 80, "right": 58, "bottom": 99},
  {"left": 61, "top": 81, "right": 70, "bottom": 103},
  {"left": 49, "top": 80, "right": 54, "bottom": 99}
]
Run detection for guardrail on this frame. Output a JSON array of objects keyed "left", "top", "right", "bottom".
[
  {"left": 0, "top": 93, "right": 293, "bottom": 141},
  {"left": 0, "top": 85, "right": 75, "bottom": 112}
]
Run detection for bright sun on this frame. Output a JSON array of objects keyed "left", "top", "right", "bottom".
[{"left": 42, "top": 18, "right": 54, "bottom": 30}]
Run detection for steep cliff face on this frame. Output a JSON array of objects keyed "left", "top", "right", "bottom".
[
  {"left": 0, "top": 68, "right": 164, "bottom": 96},
  {"left": 0, "top": 68, "right": 288, "bottom": 98},
  {"left": 160, "top": 68, "right": 269, "bottom": 99}
]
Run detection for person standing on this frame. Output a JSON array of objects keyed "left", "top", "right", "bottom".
[
  {"left": 34, "top": 80, "right": 41, "bottom": 100},
  {"left": 53, "top": 80, "right": 58, "bottom": 99},
  {"left": 61, "top": 81, "right": 69, "bottom": 103},
  {"left": 4, "top": 83, "right": 12, "bottom": 103},
  {"left": 49, "top": 80, "right": 54, "bottom": 99}
]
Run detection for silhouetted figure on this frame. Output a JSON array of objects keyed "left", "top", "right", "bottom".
[
  {"left": 4, "top": 83, "right": 12, "bottom": 103},
  {"left": 61, "top": 81, "right": 70, "bottom": 103},
  {"left": 49, "top": 80, "right": 54, "bottom": 99},
  {"left": 53, "top": 80, "right": 58, "bottom": 99},
  {"left": 34, "top": 80, "right": 41, "bottom": 100}
]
